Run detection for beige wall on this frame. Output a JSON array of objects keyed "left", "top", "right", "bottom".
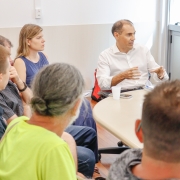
[{"left": 0, "top": 22, "right": 159, "bottom": 89}]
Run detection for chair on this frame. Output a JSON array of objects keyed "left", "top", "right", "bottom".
[
  {"left": 91, "top": 69, "right": 130, "bottom": 160},
  {"left": 98, "top": 141, "right": 130, "bottom": 160}
]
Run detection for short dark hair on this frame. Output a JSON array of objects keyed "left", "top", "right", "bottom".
[
  {"left": 111, "top": 19, "right": 133, "bottom": 36},
  {"left": 0, "top": 45, "right": 10, "bottom": 74},
  {"left": 142, "top": 80, "right": 180, "bottom": 163},
  {"left": 0, "top": 35, "right": 13, "bottom": 48}
]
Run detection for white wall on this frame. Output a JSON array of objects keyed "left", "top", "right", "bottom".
[
  {"left": 0, "top": 0, "right": 158, "bottom": 27},
  {"left": 0, "top": 0, "right": 160, "bottom": 89}
]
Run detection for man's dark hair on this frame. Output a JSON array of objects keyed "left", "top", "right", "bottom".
[
  {"left": 0, "top": 35, "right": 13, "bottom": 48},
  {"left": 142, "top": 80, "right": 180, "bottom": 163},
  {"left": 111, "top": 19, "right": 133, "bottom": 36},
  {"left": 0, "top": 45, "right": 9, "bottom": 74}
]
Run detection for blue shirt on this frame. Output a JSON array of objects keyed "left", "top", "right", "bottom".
[{"left": 20, "top": 52, "right": 49, "bottom": 87}]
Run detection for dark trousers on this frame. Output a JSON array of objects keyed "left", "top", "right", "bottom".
[{"left": 72, "top": 98, "right": 98, "bottom": 163}]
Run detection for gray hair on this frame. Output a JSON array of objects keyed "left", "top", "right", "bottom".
[
  {"left": 31, "top": 63, "right": 85, "bottom": 116},
  {"left": 111, "top": 19, "right": 133, "bottom": 36}
]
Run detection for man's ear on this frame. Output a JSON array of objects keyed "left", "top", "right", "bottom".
[
  {"left": 0, "top": 73, "right": 3, "bottom": 81},
  {"left": 114, "top": 32, "right": 119, "bottom": 39},
  {"left": 135, "top": 119, "right": 143, "bottom": 143}
]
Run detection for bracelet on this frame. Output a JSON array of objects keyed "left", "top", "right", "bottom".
[{"left": 18, "top": 82, "right": 27, "bottom": 92}]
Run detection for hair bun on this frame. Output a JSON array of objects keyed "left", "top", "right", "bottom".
[{"left": 31, "top": 97, "right": 48, "bottom": 115}]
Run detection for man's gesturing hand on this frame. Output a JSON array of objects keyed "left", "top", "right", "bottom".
[
  {"left": 111, "top": 67, "right": 141, "bottom": 87},
  {"left": 150, "top": 66, "right": 165, "bottom": 80},
  {"left": 123, "top": 67, "right": 141, "bottom": 80}
]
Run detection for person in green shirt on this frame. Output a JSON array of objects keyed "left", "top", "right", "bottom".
[{"left": 0, "top": 63, "right": 85, "bottom": 180}]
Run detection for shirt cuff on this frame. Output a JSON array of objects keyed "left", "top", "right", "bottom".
[{"left": 99, "top": 76, "right": 113, "bottom": 90}]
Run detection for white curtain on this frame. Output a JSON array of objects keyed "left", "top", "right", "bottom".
[{"left": 157, "top": 0, "right": 169, "bottom": 69}]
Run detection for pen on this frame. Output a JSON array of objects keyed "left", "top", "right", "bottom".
[{"left": 136, "top": 122, "right": 141, "bottom": 132}]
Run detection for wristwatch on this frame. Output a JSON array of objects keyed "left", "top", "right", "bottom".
[{"left": 18, "top": 82, "right": 27, "bottom": 92}]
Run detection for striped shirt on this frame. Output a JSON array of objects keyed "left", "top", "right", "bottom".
[
  {"left": 0, "top": 106, "right": 6, "bottom": 139},
  {"left": 0, "top": 81, "right": 23, "bottom": 121}
]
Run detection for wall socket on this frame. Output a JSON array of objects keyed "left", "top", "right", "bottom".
[{"left": 35, "top": 8, "right": 42, "bottom": 19}]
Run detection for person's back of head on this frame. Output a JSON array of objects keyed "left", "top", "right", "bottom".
[
  {"left": 31, "top": 62, "right": 84, "bottom": 117},
  {"left": 142, "top": 80, "right": 180, "bottom": 163}
]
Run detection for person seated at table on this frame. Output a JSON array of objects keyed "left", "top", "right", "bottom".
[
  {"left": 13, "top": 23, "right": 99, "bottom": 163},
  {"left": 13, "top": 23, "right": 96, "bottom": 131},
  {"left": 0, "top": 43, "right": 98, "bottom": 179},
  {"left": 1, "top": 33, "right": 101, "bottom": 178},
  {"left": 0, "top": 63, "right": 85, "bottom": 179},
  {"left": 0, "top": 71, "right": 97, "bottom": 179},
  {"left": 108, "top": 80, "right": 180, "bottom": 180},
  {"left": 96, "top": 19, "right": 169, "bottom": 92}
]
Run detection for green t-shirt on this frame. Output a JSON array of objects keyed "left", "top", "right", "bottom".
[{"left": 0, "top": 116, "right": 77, "bottom": 180}]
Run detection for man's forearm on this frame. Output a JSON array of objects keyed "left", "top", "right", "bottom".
[
  {"left": 111, "top": 73, "right": 125, "bottom": 87},
  {"left": 14, "top": 79, "right": 32, "bottom": 104}
]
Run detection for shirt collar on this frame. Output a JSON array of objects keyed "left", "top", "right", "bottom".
[{"left": 112, "top": 44, "right": 136, "bottom": 54}]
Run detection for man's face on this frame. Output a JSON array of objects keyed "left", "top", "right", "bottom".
[
  {"left": 0, "top": 59, "right": 10, "bottom": 90},
  {"left": 4, "top": 41, "right": 13, "bottom": 65},
  {"left": 115, "top": 24, "right": 136, "bottom": 53}
]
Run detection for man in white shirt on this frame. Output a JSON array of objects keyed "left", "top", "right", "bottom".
[{"left": 96, "top": 19, "right": 169, "bottom": 91}]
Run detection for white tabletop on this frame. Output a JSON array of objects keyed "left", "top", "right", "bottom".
[{"left": 93, "top": 89, "right": 148, "bottom": 149}]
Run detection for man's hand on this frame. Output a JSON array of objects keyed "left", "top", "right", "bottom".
[
  {"left": 10, "top": 66, "right": 26, "bottom": 92},
  {"left": 150, "top": 66, "right": 165, "bottom": 80},
  {"left": 111, "top": 67, "right": 141, "bottom": 87},
  {"left": 9, "top": 66, "right": 20, "bottom": 83},
  {"left": 122, "top": 67, "right": 141, "bottom": 80}
]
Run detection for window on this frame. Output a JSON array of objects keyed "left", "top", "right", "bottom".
[{"left": 169, "top": 0, "right": 180, "bottom": 24}]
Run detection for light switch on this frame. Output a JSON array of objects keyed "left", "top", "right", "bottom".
[{"left": 35, "top": 8, "right": 42, "bottom": 19}]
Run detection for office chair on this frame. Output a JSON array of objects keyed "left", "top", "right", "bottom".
[
  {"left": 91, "top": 69, "right": 130, "bottom": 160},
  {"left": 98, "top": 141, "right": 129, "bottom": 160}
]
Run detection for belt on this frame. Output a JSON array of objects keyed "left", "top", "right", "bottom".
[
  {"left": 121, "top": 86, "right": 143, "bottom": 93},
  {"left": 101, "top": 86, "right": 143, "bottom": 94}
]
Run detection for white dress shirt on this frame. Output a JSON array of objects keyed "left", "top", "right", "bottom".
[{"left": 96, "top": 44, "right": 169, "bottom": 90}]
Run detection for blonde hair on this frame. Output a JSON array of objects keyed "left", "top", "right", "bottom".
[{"left": 16, "top": 24, "right": 42, "bottom": 58}]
